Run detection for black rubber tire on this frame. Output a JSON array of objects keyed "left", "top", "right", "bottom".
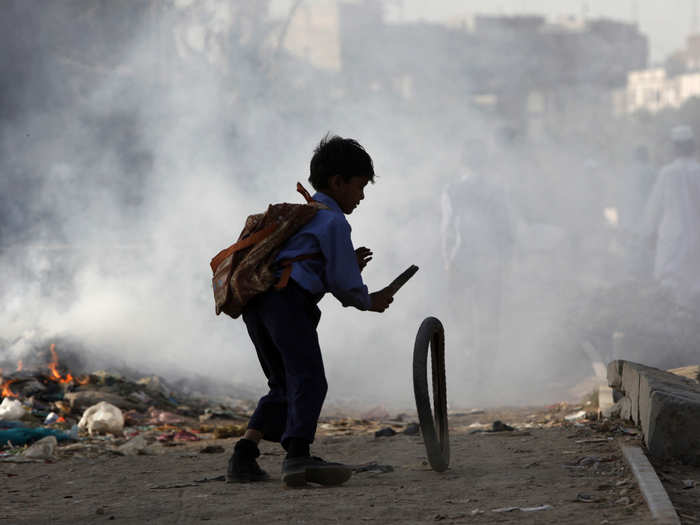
[{"left": 413, "top": 316, "right": 450, "bottom": 472}]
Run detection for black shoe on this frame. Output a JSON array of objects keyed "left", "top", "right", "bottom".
[
  {"left": 281, "top": 456, "right": 352, "bottom": 487},
  {"left": 227, "top": 440, "right": 271, "bottom": 483}
]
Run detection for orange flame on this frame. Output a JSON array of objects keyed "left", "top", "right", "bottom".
[
  {"left": 57, "top": 416, "right": 66, "bottom": 423},
  {"left": 1, "top": 379, "right": 18, "bottom": 398},
  {"left": 47, "top": 344, "right": 89, "bottom": 385}
]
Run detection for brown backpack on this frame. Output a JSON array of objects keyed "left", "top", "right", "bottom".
[{"left": 210, "top": 183, "right": 326, "bottom": 319}]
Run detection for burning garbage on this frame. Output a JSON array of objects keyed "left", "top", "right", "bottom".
[{"left": 0, "top": 343, "right": 258, "bottom": 460}]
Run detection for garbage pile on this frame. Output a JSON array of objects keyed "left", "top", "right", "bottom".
[{"left": 0, "top": 344, "right": 255, "bottom": 461}]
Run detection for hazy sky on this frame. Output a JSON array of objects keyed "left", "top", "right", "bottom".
[{"left": 272, "top": 0, "right": 697, "bottom": 63}]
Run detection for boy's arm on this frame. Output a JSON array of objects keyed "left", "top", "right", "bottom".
[{"left": 320, "top": 217, "right": 372, "bottom": 310}]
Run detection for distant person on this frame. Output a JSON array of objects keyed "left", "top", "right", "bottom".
[
  {"left": 226, "top": 135, "right": 395, "bottom": 487},
  {"left": 618, "top": 145, "right": 656, "bottom": 233},
  {"left": 441, "top": 152, "right": 515, "bottom": 390},
  {"left": 642, "top": 125, "right": 700, "bottom": 309}
]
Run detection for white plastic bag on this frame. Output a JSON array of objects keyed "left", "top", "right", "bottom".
[
  {"left": 78, "top": 401, "right": 124, "bottom": 436},
  {"left": 0, "top": 398, "right": 25, "bottom": 421}
]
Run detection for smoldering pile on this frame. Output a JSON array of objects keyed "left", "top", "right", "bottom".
[{"left": 0, "top": 343, "right": 257, "bottom": 460}]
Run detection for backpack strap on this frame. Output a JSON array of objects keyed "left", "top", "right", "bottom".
[
  {"left": 274, "top": 253, "right": 322, "bottom": 290},
  {"left": 297, "top": 182, "right": 314, "bottom": 203},
  {"left": 210, "top": 223, "right": 277, "bottom": 273}
]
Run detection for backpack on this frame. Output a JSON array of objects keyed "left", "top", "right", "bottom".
[{"left": 210, "top": 182, "right": 326, "bottom": 319}]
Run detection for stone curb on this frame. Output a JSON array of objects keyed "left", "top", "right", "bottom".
[
  {"left": 621, "top": 445, "right": 680, "bottom": 524},
  {"left": 608, "top": 360, "right": 700, "bottom": 464}
]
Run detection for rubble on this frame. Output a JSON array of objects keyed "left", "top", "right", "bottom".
[{"left": 22, "top": 435, "right": 57, "bottom": 459}]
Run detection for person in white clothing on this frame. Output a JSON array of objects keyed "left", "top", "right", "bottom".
[{"left": 642, "top": 125, "right": 700, "bottom": 310}]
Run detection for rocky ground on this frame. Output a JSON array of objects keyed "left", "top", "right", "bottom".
[{"left": 3, "top": 405, "right": 688, "bottom": 525}]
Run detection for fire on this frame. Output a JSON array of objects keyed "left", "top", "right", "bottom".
[
  {"left": 1, "top": 379, "right": 18, "bottom": 398},
  {"left": 47, "top": 344, "right": 89, "bottom": 385}
]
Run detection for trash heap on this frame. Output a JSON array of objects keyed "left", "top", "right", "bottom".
[{"left": 0, "top": 345, "right": 256, "bottom": 461}]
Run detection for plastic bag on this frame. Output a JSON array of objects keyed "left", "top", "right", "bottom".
[
  {"left": 23, "top": 435, "right": 57, "bottom": 459},
  {"left": 0, "top": 398, "right": 25, "bottom": 421},
  {"left": 78, "top": 401, "right": 124, "bottom": 436}
]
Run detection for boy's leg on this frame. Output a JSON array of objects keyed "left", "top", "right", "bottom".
[
  {"left": 227, "top": 301, "right": 286, "bottom": 483},
  {"left": 259, "top": 282, "right": 351, "bottom": 486}
]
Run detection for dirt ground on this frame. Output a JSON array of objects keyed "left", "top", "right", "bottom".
[{"left": 0, "top": 407, "right": 666, "bottom": 524}]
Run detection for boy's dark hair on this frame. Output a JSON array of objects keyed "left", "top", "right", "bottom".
[{"left": 309, "top": 134, "right": 375, "bottom": 190}]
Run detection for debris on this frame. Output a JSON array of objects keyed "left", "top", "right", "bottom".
[
  {"left": 491, "top": 420, "right": 515, "bottom": 432},
  {"left": 65, "top": 391, "right": 142, "bottom": 412},
  {"left": 78, "top": 401, "right": 124, "bottom": 436},
  {"left": 492, "top": 505, "right": 553, "bottom": 512},
  {"left": 575, "top": 438, "right": 612, "bottom": 444},
  {"left": 147, "top": 407, "right": 185, "bottom": 425},
  {"left": 352, "top": 462, "right": 394, "bottom": 473},
  {"left": 212, "top": 425, "right": 245, "bottom": 439},
  {"left": 43, "top": 412, "right": 59, "bottom": 425},
  {"left": 565, "top": 410, "right": 587, "bottom": 421},
  {"left": 374, "top": 427, "right": 397, "bottom": 438},
  {"left": 0, "top": 424, "right": 78, "bottom": 447},
  {"left": 149, "top": 482, "right": 199, "bottom": 489},
  {"left": 575, "top": 493, "right": 596, "bottom": 503},
  {"left": 117, "top": 435, "right": 148, "bottom": 456},
  {"left": 199, "top": 445, "right": 225, "bottom": 454},
  {"left": 434, "top": 513, "right": 466, "bottom": 521},
  {"left": 0, "top": 398, "right": 25, "bottom": 421},
  {"left": 403, "top": 423, "right": 420, "bottom": 435},
  {"left": 173, "top": 430, "right": 199, "bottom": 441},
  {"left": 615, "top": 496, "right": 631, "bottom": 505},
  {"left": 470, "top": 509, "right": 484, "bottom": 516},
  {"left": 194, "top": 475, "right": 226, "bottom": 483},
  {"left": 683, "top": 479, "right": 696, "bottom": 489},
  {"left": 22, "top": 435, "right": 57, "bottom": 459}
]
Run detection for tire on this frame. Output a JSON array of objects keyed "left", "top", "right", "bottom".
[{"left": 413, "top": 316, "right": 450, "bottom": 472}]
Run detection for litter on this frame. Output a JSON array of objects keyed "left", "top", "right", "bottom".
[
  {"left": 78, "top": 402, "right": 124, "bottom": 436},
  {"left": 43, "top": 412, "right": 59, "bottom": 425},
  {"left": 374, "top": 427, "right": 397, "bottom": 437},
  {"left": 173, "top": 430, "right": 199, "bottom": 441},
  {"left": 117, "top": 435, "right": 148, "bottom": 456},
  {"left": 199, "top": 445, "right": 225, "bottom": 454},
  {"left": 0, "top": 398, "right": 25, "bottom": 421},
  {"left": 352, "top": 462, "right": 394, "bottom": 473},
  {"left": 565, "top": 410, "right": 587, "bottom": 421},
  {"left": 22, "top": 435, "right": 57, "bottom": 460},
  {"left": 403, "top": 423, "right": 420, "bottom": 435},
  {"left": 0, "top": 424, "right": 78, "bottom": 447},
  {"left": 492, "top": 505, "right": 553, "bottom": 512}
]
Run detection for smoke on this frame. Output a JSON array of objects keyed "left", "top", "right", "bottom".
[{"left": 0, "top": 1, "right": 683, "bottom": 410}]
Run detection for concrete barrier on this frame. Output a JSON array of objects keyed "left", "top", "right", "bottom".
[{"left": 607, "top": 360, "right": 700, "bottom": 465}]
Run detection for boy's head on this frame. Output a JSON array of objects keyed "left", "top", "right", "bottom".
[{"left": 309, "top": 135, "right": 375, "bottom": 214}]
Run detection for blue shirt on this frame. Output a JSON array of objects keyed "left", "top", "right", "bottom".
[{"left": 275, "top": 191, "right": 371, "bottom": 310}]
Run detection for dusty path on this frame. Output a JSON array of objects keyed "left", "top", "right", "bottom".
[{"left": 1, "top": 408, "right": 654, "bottom": 524}]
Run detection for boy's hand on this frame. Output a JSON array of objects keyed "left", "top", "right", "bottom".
[
  {"left": 355, "top": 246, "right": 373, "bottom": 272},
  {"left": 368, "top": 287, "right": 394, "bottom": 312}
]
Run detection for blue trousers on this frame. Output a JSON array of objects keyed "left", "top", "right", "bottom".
[{"left": 243, "top": 280, "right": 327, "bottom": 446}]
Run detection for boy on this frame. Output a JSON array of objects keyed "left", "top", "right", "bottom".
[{"left": 227, "top": 135, "right": 394, "bottom": 487}]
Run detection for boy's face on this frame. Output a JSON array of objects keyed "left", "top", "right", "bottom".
[{"left": 326, "top": 175, "right": 370, "bottom": 214}]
